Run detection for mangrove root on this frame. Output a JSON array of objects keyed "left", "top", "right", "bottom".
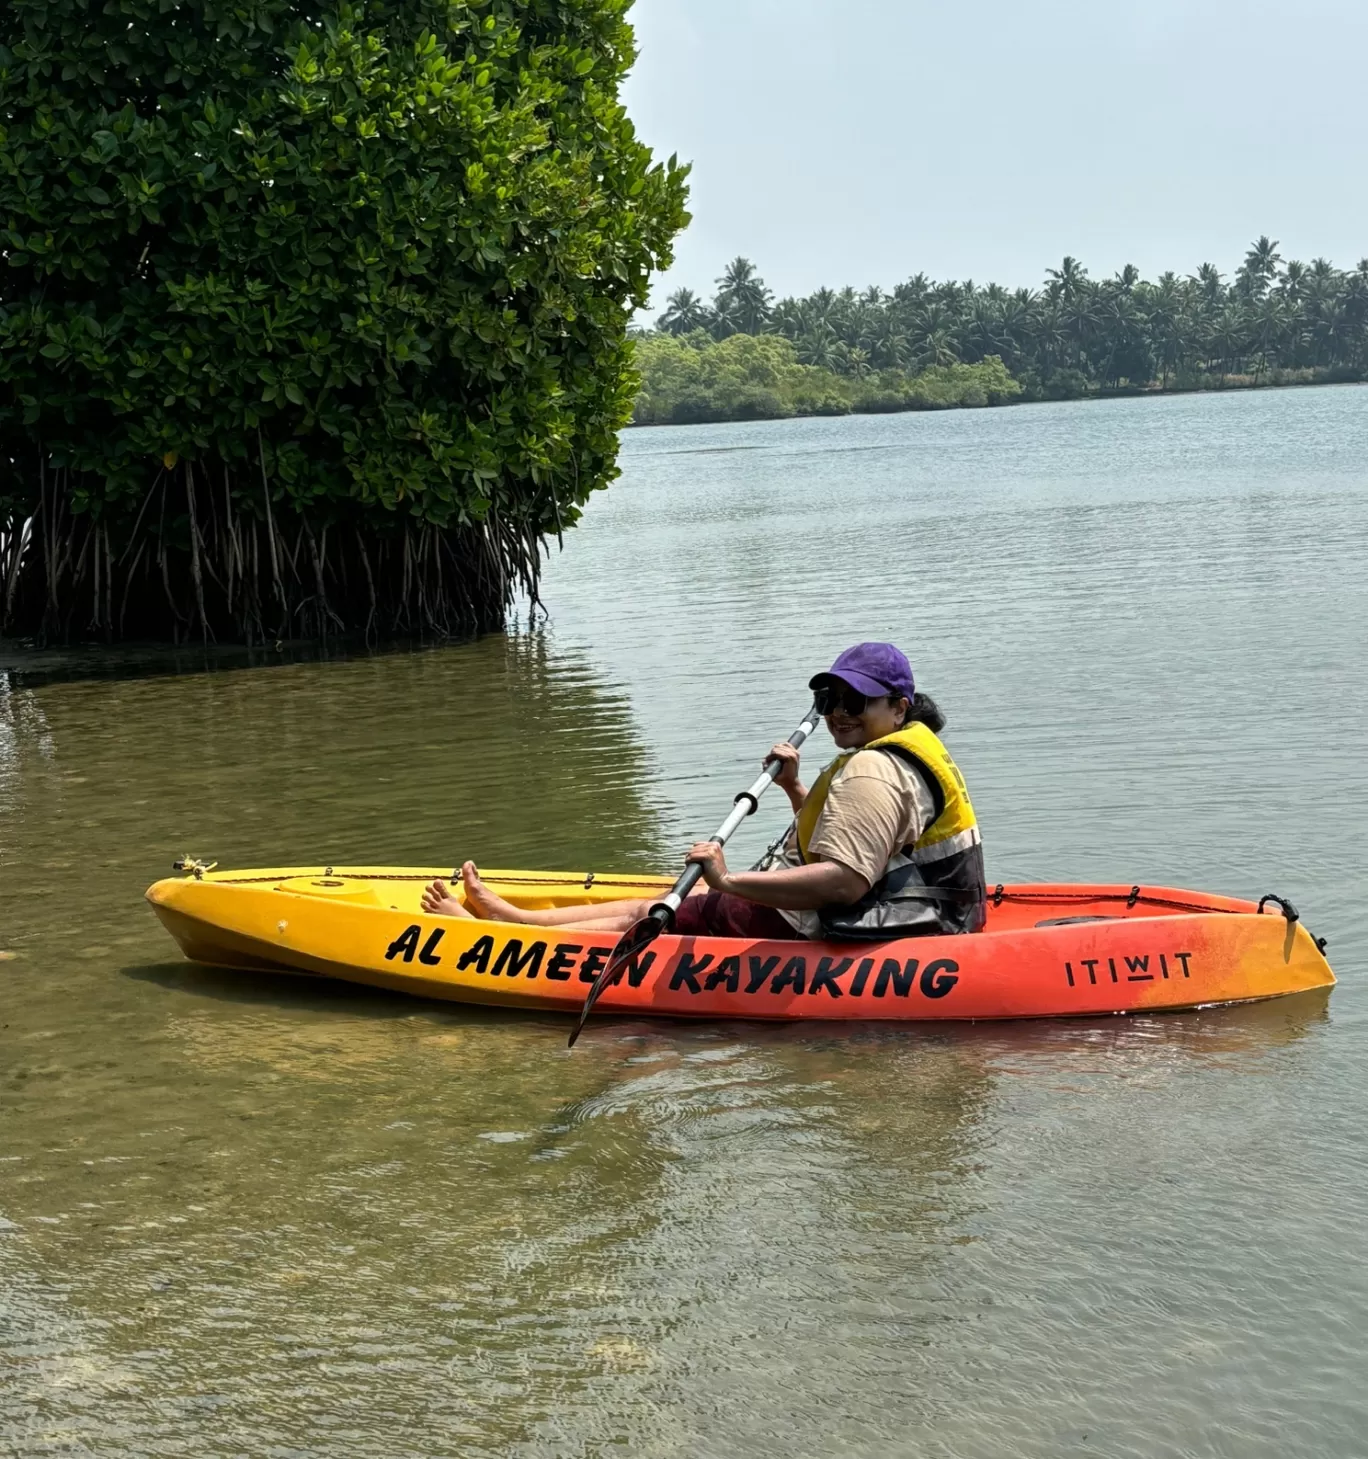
[{"left": 0, "top": 463, "right": 544, "bottom": 646}]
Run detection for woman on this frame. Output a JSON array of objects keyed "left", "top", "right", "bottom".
[{"left": 421, "top": 642, "right": 986, "bottom": 939}]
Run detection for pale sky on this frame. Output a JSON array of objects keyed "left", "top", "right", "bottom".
[{"left": 623, "top": 0, "right": 1368, "bottom": 309}]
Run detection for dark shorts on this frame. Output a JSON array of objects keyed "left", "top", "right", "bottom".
[{"left": 672, "top": 890, "right": 800, "bottom": 941}]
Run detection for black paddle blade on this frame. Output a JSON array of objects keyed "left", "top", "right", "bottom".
[{"left": 567, "top": 907, "right": 669, "bottom": 1048}]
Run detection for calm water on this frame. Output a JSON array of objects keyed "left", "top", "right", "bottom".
[{"left": 2, "top": 385, "right": 1367, "bottom": 1457}]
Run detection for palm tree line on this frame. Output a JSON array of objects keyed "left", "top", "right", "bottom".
[{"left": 653, "top": 241, "right": 1368, "bottom": 390}]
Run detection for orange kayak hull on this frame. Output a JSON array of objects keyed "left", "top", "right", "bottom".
[{"left": 144, "top": 868, "right": 1336, "bottom": 1022}]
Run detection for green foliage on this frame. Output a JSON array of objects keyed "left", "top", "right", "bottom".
[
  {"left": 0, "top": 0, "right": 688, "bottom": 641},
  {"left": 631, "top": 332, "right": 1018, "bottom": 426},
  {"left": 632, "top": 332, "right": 842, "bottom": 424},
  {"left": 652, "top": 244, "right": 1368, "bottom": 406},
  {"left": 880, "top": 358, "right": 1020, "bottom": 410}
]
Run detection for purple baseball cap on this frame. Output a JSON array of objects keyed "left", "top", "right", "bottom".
[{"left": 810, "top": 642, "right": 915, "bottom": 701}]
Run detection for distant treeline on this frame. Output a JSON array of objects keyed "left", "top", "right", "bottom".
[
  {"left": 632, "top": 239, "right": 1367, "bottom": 425},
  {"left": 633, "top": 334, "right": 1019, "bottom": 426}
]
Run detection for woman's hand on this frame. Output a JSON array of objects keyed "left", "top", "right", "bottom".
[
  {"left": 766, "top": 741, "right": 802, "bottom": 791},
  {"left": 686, "top": 840, "right": 731, "bottom": 891},
  {"left": 766, "top": 741, "right": 808, "bottom": 811}
]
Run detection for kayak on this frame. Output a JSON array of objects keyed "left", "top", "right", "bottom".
[{"left": 145, "top": 866, "right": 1335, "bottom": 1022}]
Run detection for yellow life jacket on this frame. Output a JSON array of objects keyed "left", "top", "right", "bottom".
[{"left": 795, "top": 721, "right": 986, "bottom": 939}]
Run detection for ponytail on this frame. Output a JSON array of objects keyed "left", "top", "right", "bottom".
[{"left": 893, "top": 691, "right": 946, "bottom": 734}]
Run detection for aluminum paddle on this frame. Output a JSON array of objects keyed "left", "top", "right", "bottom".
[{"left": 567, "top": 702, "right": 822, "bottom": 1047}]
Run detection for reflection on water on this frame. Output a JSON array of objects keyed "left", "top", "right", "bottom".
[
  {"left": 3, "top": 387, "right": 1368, "bottom": 1457},
  {"left": 1, "top": 633, "right": 670, "bottom": 946}
]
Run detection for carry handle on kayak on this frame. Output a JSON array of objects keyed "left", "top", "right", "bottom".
[
  {"left": 567, "top": 701, "right": 823, "bottom": 1048},
  {"left": 1257, "top": 893, "right": 1299, "bottom": 923}
]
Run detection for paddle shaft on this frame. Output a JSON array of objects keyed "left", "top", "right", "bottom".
[
  {"left": 567, "top": 702, "right": 823, "bottom": 1047},
  {"left": 652, "top": 700, "right": 823, "bottom": 919}
]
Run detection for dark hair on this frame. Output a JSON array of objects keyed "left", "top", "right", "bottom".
[{"left": 891, "top": 691, "right": 946, "bottom": 734}]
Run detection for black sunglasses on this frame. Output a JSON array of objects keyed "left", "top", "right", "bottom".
[{"left": 813, "top": 682, "right": 883, "bottom": 717}]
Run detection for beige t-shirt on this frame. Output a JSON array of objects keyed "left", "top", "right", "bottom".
[{"left": 772, "top": 749, "right": 937, "bottom": 937}]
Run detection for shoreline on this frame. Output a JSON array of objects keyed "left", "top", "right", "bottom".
[{"left": 627, "top": 368, "right": 1364, "bottom": 428}]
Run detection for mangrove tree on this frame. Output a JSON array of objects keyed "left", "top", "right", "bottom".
[{"left": 0, "top": 0, "right": 688, "bottom": 643}]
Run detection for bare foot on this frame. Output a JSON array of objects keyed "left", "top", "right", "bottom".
[
  {"left": 459, "top": 860, "right": 529, "bottom": 923},
  {"left": 420, "top": 879, "right": 472, "bottom": 918}
]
